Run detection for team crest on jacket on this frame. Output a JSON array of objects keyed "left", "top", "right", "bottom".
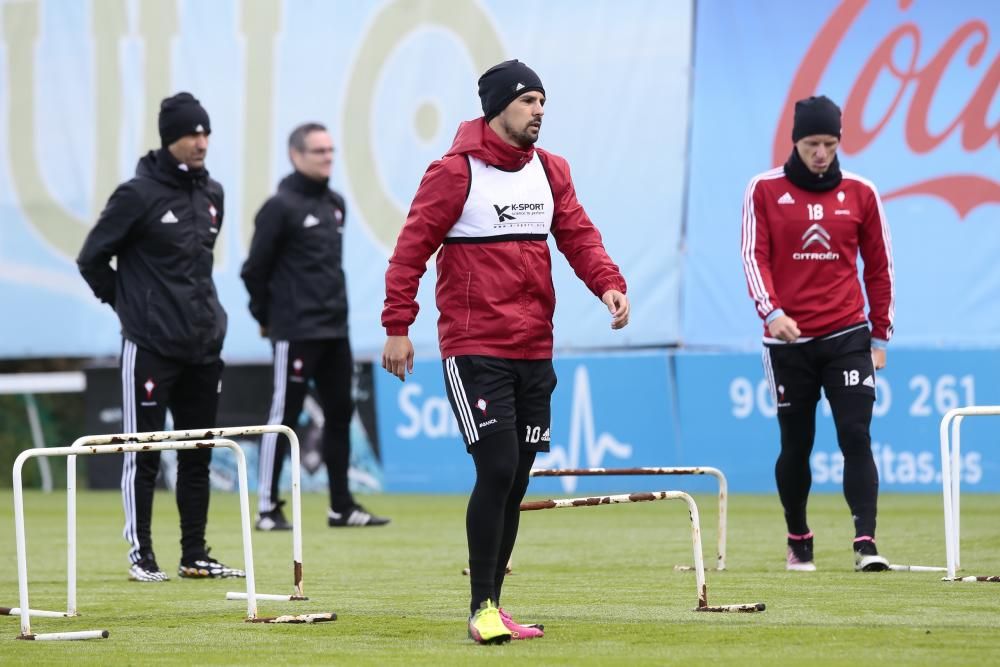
[
  {"left": 475, "top": 397, "right": 488, "bottom": 415},
  {"left": 208, "top": 204, "right": 218, "bottom": 233}
]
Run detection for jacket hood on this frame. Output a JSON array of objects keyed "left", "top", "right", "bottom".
[{"left": 445, "top": 118, "right": 535, "bottom": 171}]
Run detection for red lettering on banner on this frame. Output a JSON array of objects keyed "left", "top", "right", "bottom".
[
  {"left": 840, "top": 23, "right": 918, "bottom": 154},
  {"left": 773, "top": 0, "right": 1000, "bottom": 219},
  {"left": 907, "top": 22, "right": 994, "bottom": 152}
]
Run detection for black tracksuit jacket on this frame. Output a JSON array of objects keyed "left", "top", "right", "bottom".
[
  {"left": 240, "top": 171, "right": 349, "bottom": 342},
  {"left": 77, "top": 149, "right": 227, "bottom": 364}
]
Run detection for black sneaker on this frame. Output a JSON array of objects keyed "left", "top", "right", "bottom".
[
  {"left": 786, "top": 535, "right": 816, "bottom": 571},
  {"left": 327, "top": 504, "right": 390, "bottom": 527},
  {"left": 129, "top": 553, "right": 169, "bottom": 582},
  {"left": 256, "top": 500, "right": 292, "bottom": 531},
  {"left": 178, "top": 549, "right": 246, "bottom": 579},
  {"left": 854, "top": 539, "right": 890, "bottom": 572}
]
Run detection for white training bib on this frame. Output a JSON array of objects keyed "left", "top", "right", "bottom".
[{"left": 447, "top": 153, "right": 554, "bottom": 242}]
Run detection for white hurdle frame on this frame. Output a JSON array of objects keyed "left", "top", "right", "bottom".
[
  {"left": 10, "top": 439, "right": 256, "bottom": 640},
  {"left": 520, "top": 490, "right": 764, "bottom": 613},
  {"left": 940, "top": 406, "right": 1000, "bottom": 581},
  {"left": 529, "top": 467, "right": 729, "bottom": 570},
  {"left": 66, "top": 425, "right": 308, "bottom": 608}
]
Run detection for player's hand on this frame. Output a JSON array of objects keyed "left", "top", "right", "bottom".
[
  {"left": 382, "top": 335, "right": 414, "bottom": 382},
  {"left": 872, "top": 347, "right": 886, "bottom": 370},
  {"left": 768, "top": 315, "right": 800, "bottom": 342},
  {"left": 602, "top": 290, "right": 630, "bottom": 330}
]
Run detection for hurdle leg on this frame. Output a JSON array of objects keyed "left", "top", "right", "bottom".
[
  {"left": 941, "top": 412, "right": 957, "bottom": 579},
  {"left": 951, "top": 416, "right": 963, "bottom": 571},
  {"left": 67, "top": 452, "right": 77, "bottom": 617},
  {"left": 288, "top": 429, "right": 305, "bottom": 598},
  {"left": 230, "top": 443, "right": 258, "bottom": 620},
  {"left": 13, "top": 455, "right": 32, "bottom": 638},
  {"left": 710, "top": 469, "right": 727, "bottom": 571}
]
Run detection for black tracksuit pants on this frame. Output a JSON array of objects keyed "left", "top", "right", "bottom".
[
  {"left": 120, "top": 339, "right": 223, "bottom": 564},
  {"left": 257, "top": 338, "right": 355, "bottom": 514},
  {"left": 762, "top": 325, "right": 880, "bottom": 540}
]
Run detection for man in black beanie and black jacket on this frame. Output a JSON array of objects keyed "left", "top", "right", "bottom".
[
  {"left": 241, "top": 122, "right": 390, "bottom": 531},
  {"left": 741, "top": 95, "right": 895, "bottom": 573},
  {"left": 78, "top": 91, "right": 244, "bottom": 582}
]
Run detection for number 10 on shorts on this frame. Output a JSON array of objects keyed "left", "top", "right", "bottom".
[{"left": 524, "top": 425, "right": 550, "bottom": 444}]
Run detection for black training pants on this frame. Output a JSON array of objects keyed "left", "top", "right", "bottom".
[
  {"left": 257, "top": 338, "right": 354, "bottom": 513},
  {"left": 763, "top": 326, "right": 880, "bottom": 539},
  {"left": 120, "top": 339, "right": 223, "bottom": 564}
]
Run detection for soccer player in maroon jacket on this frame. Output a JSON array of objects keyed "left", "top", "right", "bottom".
[
  {"left": 381, "top": 60, "right": 629, "bottom": 643},
  {"left": 742, "top": 95, "right": 895, "bottom": 573}
]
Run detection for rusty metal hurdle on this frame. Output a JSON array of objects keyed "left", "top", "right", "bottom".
[
  {"left": 520, "top": 490, "right": 764, "bottom": 613},
  {"left": 529, "top": 467, "right": 729, "bottom": 570}
]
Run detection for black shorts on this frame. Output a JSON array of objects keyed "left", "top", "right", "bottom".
[
  {"left": 442, "top": 355, "right": 557, "bottom": 452},
  {"left": 762, "top": 325, "right": 876, "bottom": 413}
]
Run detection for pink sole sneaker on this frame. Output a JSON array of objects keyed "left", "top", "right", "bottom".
[{"left": 499, "top": 608, "right": 544, "bottom": 639}]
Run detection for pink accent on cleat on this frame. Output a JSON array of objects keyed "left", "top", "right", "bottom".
[{"left": 498, "top": 608, "right": 544, "bottom": 639}]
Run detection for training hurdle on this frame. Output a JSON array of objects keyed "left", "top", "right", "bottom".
[
  {"left": 529, "top": 467, "right": 729, "bottom": 571},
  {"left": 520, "top": 490, "right": 764, "bottom": 613},
  {"left": 7, "top": 438, "right": 331, "bottom": 641},
  {"left": 940, "top": 407, "right": 1000, "bottom": 582},
  {"left": 65, "top": 425, "right": 310, "bottom": 604}
]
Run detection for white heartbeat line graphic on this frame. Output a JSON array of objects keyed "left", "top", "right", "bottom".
[{"left": 534, "top": 365, "right": 633, "bottom": 492}]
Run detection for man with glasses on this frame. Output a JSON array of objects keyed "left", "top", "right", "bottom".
[{"left": 242, "top": 123, "right": 389, "bottom": 531}]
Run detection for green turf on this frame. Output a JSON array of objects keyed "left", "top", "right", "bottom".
[{"left": 1, "top": 488, "right": 998, "bottom": 665}]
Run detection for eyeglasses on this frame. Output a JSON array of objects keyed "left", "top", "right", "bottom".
[{"left": 305, "top": 147, "right": 335, "bottom": 155}]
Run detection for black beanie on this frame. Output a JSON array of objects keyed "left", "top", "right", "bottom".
[
  {"left": 159, "top": 92, "right": 211, "bottom": 147},
  {"left": 478, "top": 60, "right": 545, "bottom": 121},
  {"left": 792, "top": 95, "right": 841, "bottom": 142}
]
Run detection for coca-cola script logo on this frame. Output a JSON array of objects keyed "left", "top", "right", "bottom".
[{"left": 774, "top": 0, "right": 999, "bottom": 219}]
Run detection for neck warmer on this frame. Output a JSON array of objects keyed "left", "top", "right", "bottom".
[{"left": 783, "top": 148, "right": 842, "bottom": 192}]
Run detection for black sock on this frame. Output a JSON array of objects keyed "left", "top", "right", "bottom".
[{"left": 466, "top": 430, "right": 520, "bottom": 615}]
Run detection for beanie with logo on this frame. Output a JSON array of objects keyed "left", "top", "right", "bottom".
[
  {"left": 158, "top": 92, "right": 211, "bottom": 148},
  {"left": 478, "top": 60, "right": 545, "bottom": 121}
]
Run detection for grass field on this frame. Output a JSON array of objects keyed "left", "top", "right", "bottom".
[{"left": 1, "top": 488, "right": 998, "bottom": 665}]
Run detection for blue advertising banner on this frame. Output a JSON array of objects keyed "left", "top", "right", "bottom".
[
  {"left": 683, "top": 0, "right": 1000, "bottom": 348},
  {"left": 373, "top": 352, "right": 677, "bottom": 494},
  {"left": 0, "top": 0, "right": 689, "bottom": 360},
  {"left": 675, "top": 349, "right": 1000, "bottom": 493},
  {"left": 374, "top": 348, "right": 1000, "bottom": 494}
]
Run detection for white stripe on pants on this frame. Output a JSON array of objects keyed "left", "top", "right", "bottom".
[
  {"left": 445, "top": 357, "right": 479, "bottom": 445},
  {"left": 120, "top": 340, "right": 140, "bottom": 563},
  {"left": 258, "top": 341, "right": 289, "bottom": 513}
]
